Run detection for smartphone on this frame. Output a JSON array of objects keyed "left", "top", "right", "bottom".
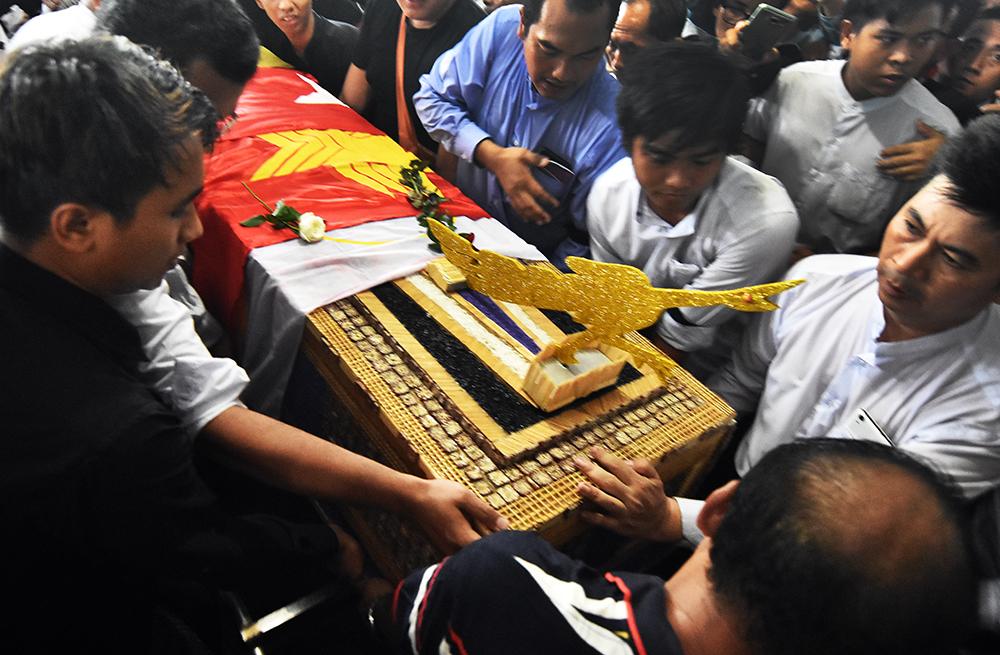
[
  {"left": 533, "top": 147, "right": 576, "bottom": 207},
  {"left": 845, "top": 408, "right": 894, "bottom": 447},
  {"left": 740, "top": 3, "right": 797, "bottom": 60}
]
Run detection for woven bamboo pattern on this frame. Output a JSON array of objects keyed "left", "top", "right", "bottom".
[{"left": 305, "top": 282, "right": 735, "bottom": 540}]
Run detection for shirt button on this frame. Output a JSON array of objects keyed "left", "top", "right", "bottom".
[{"left": 512, "top": 139, "right": 520, "bottom": 147}]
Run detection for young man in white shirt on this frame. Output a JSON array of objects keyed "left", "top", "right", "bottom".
[
  {"left": 743, "top": 0, "right": 960, "bottom": 255},
  {"left": 574, "top": 115, "right": 1000, "bottom": 547},
  {"left": 588, "top": 41, "right": 798, "bottom": 377}
]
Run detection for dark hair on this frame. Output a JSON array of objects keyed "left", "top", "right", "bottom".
[
  {"left": 935, "top": 114, "right": 1000, "bottom": 229},
  {"left": 977, "top": 4, "right": 1000, "bottom": 23},
  {"left": 97, "top": 0, "right": 259, "bottom": 85},
  {"left": 630, "top": 0, "right": 687, "bottom": 42},
  {"left": 709, "top": 439, "right": 976, "bottom": 655},
  {"left": 0, "top": 37, "right": 219, "bottom": 243},
  {"left": 522, "top": 0, "right": 619, "bottom": 33},
  {"left": 617, "top": 41, "right": 750, "bottom": 152},
  {"left": 843, "top": 0, "right": 952, "bottom": 32}
]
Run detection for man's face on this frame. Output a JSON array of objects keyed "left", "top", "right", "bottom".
[
  {"left": 256, "top": 0, "right": 313, "bottom": 40},
  {"left": 184, "top": 58, "right": 247, "bottom": 120},
  {"left": 97, "top": 136, "right": 205, "bottom": 294},
  {"left": 840, "top": 7, "right": 943, "bottom": 100},
  {"left": 945, "top": 19, "right": 1000, "bottom": 105},
  {"left": 630, "top": 133, "right": 726, "bottom": 223},
  {"left": 713, "top": 0, "right": 756, "bottom": 40},
  {"left": 398, "top": 0, "right": 457, "bottom": 26},
  {"left": 877, "top": 175, "right": 1000, "bottom": 340},
  {"left": 519, "top": 0, "right": 613, "bottom": 100},
  {"left": 606, "top": 0, "right": 652, "bottom": 74}
]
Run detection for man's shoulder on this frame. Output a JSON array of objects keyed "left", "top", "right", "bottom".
[
  {"left": 787, "top": 253, "right": 875, "bottom": 279},
  {"left": 445, "top": 0, "right": 487, "bottom": 29},
  {"left": 315, "top": 13, "right": 360, "bottom": 40},
  {"left": 896, "top": 79, "right": 962, "bottom": 133},
  {"left": 592, "top": 156, "right": 635, "bottom": 191},
  {"left": 717, "top": 157, "right": 796, "bottom": 219},
  {"left": 784, "top": 254, "right": 877, "bottom": 301},
  {"left": 581, "top": 68, "right": 621, "bottom": 117},
  {"left": 777, "top": 58, "right": 843, "bottom": 86}
]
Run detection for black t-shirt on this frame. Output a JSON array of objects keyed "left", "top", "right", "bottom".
[
  {"left": 300, "top": 14, "right": 360, "bottom": 94},
  {"left": 352, "top": 0, "right": 483, "bottom": 152},
  {"left": 239, "top": 0, "right": 360, "bottom": 94}
]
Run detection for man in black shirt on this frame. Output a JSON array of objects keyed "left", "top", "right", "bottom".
[
  {"left": 251, "top": 0, "right": 359, "bottom": 93},
  {"left": 0, "top": 37, "right": 504, "bottom": 652},
  {"left": 340, "top": 0, "right": 483, "bottom": 156}
]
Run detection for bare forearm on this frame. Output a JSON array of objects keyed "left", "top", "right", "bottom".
[
  {"left": 201, "top": 406, "right": 420, "bottom": 510},
  {"left": 339, "top": 64, "right": 371, "bottom": 113},
  {"left": 473, "top": 138, "right": 502, "bottom": 171}
]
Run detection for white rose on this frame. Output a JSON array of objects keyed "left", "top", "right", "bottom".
[{"left": 298, "top": 212, "right": 326, "bottom": 243}]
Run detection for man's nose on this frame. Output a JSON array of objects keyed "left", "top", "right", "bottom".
[{"left": 183, "top": 210, "right": 204, "bottom": 244}]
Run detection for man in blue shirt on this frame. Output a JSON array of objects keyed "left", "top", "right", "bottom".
[{"left": 415, "top": 0, "right": 625, "bottom": 264}]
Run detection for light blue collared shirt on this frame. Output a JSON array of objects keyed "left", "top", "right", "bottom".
[{"left": 414, "top": 5, "right": 626, "bottom": 263}]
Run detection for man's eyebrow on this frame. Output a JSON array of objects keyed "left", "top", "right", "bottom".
[
  {"left": 536, "top": 38, "right": 562, "bottom": 52},
  {"left": 942, "top": 243, "right": 981, "bottom": 269},
  {"left": 909, "top": 207, "right": 981, "bottom": 268},
  {"left": 907, "top": 206, "right": 927, "bottom": 229},
  {"left": 176, "top": 186, "right": 204, "bottom": 208}
]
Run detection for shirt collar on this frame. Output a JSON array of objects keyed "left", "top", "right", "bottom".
[
  {"left": 868, "top": 288, "right": 991, "bottom": 364},
  {"left": 636, "top": 175, "right": 719, "bottom": 238},
  {"left": 0, "top": 243, "right": 147, "bottom": 366}
]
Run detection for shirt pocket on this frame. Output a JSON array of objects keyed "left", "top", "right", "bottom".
[
  {"left": 660, "top": 260, "right": 702, "bottom": 289},
  {"left": 826, "top": 162, "right": 894, "bottom": 224}
]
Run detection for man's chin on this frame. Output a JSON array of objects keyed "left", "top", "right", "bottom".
[{"left": 534, "top": 79, "right": 576, "bottom": 99}]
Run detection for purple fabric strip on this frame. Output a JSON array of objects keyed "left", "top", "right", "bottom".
[{"left": 457, "top": 289, "right": 540, "bottom": 354}]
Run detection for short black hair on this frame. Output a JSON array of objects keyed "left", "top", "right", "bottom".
[
  {"left": 617, "top": 41, "right": 750, "bottom": 152},
  {"left": 0, "top": 37, "right": 219, "bottom": 243},
  {"left": 843, "top": 0, "right": 952, "bottom": 32},
  {"left": 935, "top": 114, "right": 1000, "bottom": 229},
  {"left": 97, "top": 0, "right": 259, "bottom": 86},
  {"left": 709, "top": 439, "right": 976, "bottom": 655},
  {"left": 522, "top": 0, "right": 619, "bottom": 34},
  {"left": 978, "top": 4, "right": 1000, "bottom": 23},
  {"left": 628, "top": 0, "right": 686, "bottom": 42}
]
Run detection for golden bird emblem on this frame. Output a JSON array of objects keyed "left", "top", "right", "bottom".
[{"left": 427, "top": 219, "right": 803, "bottom": 380}]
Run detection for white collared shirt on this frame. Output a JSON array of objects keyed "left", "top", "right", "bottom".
[
  {"left": 710, "top": 254, "right": 1000, "bottom": 498},
  {"left": 745, "top": 60, "right": 961, "bottom": 254},
  {"left": 587, "top": 156, "right": 798, "bottom": 375},
  {"left": 106, "top": 275, "right": 248, "bottom": 435},
  {"left": 7, "top": 2, "right": 97, "bottom": 52}
]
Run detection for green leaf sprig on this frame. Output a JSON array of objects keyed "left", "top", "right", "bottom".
[
  {"left": 399, "top": 159, "right": 473, "bottom": 253},
  {"left": 239, "top": 181, "right": 303, "bottom": 236}
]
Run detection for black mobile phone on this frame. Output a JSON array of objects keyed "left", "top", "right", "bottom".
[
  {"left": 740, "top": 3, "right": 797, "bottom": 60},
  {"left": 534, "top": 147, "right": 576, "bottom": 206}
]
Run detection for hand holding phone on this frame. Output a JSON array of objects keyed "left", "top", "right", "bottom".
[{"left": 739, "top": 3, "right": 797, "bottom": 60}]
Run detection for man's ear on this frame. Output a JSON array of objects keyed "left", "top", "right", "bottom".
[
  {"left": 48, "top": 203, "right": 107, "bottom": 254},
  {"left": 518, "top": 6, "right": 527, "bottom": 40},
  {"left": 840, "top": 18, "right": 856, "bottom": 51},
  {"left": 696, "top": 479, "right": 739, "bottom": 539},
  {"left": 255, "top": 0, "right": 265, "bottom": 9}
]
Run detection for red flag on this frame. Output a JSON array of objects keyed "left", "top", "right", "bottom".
[{"left": 192, "top": 66, "right": 488, "bottom": 331}]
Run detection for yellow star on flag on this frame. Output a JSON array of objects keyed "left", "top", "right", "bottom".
[{"left": 251, "top": 128, "right": 439, "bottom": 197}]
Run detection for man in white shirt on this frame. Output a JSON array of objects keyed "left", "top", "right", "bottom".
[
  {"left": 573, "top": 115, "right": 1000, "bottom": 547},
  {"left": 743, "top": 0, "right": 960, "bottom": 255},
  {"left": 588, "top": 41, "right": 797, "bottom": 377},
  {"left": 6, "top": 0, "right": 98, "bottom": 51}
]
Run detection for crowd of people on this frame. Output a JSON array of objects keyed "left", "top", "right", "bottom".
[{"left": 1, "top": 0, "right": 999, "bottom": 653}]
